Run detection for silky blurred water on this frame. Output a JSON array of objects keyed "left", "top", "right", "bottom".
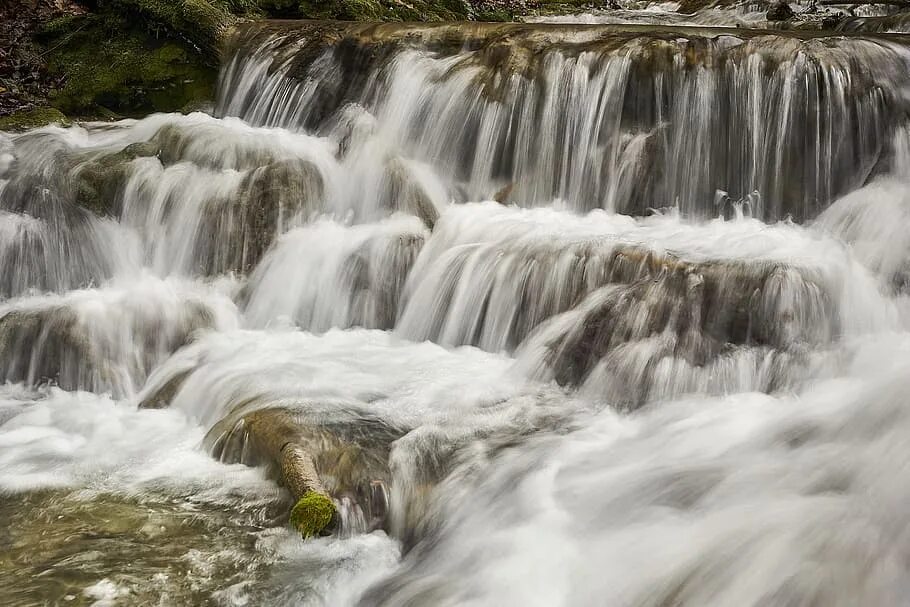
[{"left": 2, "top": 20, "right": 910, "bottom": 607}]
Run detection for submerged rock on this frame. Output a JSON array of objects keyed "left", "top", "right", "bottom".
[{"left": 514, "top": 259, "right": 831, "bottom": 407}]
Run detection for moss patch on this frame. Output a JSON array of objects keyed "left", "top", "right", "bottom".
[
  {"left": 292, "top": 0, "right": 472, "bottom": 21},
  {"left": 101, "top": 0, "right": 239, "bottom": 55},
  {"left": 289, "top": 492, "right": 336, "bottom": 538},
  {"left": 39, "top": 12, "right": 218, "bottom": 117},
  {"left": 0, "top": 107, "right": 70, "bottom": 131},
  {"left": 71, "top": 141, "right": 161, "bottom": 216}
]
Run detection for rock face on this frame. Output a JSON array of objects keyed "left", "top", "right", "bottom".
[
  {"left": 0, "top": 108, "right": 70, "bottom": 132},
  {"left": 766, "top": 1, "right": 795, "bottom": 21},
  {"left": 38, "top": 11, "right": 219, "bottom": 117}
]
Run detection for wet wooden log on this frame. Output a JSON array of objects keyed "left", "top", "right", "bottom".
[{"left": 244, "top": 409, "right": 337, "bottom": 538}]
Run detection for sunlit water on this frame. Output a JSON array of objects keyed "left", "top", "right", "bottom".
[{"left": 3, "top": 20, "right": 910, "bottom": 607}]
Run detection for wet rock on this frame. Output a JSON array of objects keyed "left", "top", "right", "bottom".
[
  {"left": 225, "top": 158, "right": 325, "bottom": 272},
  {"left": 492, "top": 182, "right": 514, "bottom": 204},
  {"left": 225, "top": 20, "right": 905, "bottom": 222},
  {"left": 137, "top": 369, "right": 191, "bottom": 409},
  {"left": 0, "top": 108, "right": 69, "bottom": 132},
  {"left": 383, "top": 157, "right": 440, "bottom": 229},
  {"left": 514, "top": 256, "right": 833, "bottom": 407},
  {"left": 67, "top": 120, "right": 326, "bottom": 275},
  {"left": 0, "top": 291, "right": 225, "bottom": 397},
  {"left": 38, "top": 11, "right": 219, "bottom": 117},
  {"left": 337, "top": 232, "right": 427, "bottom": 330},
  {"left": 0, "top": 172, "right": 120, "bottom": 296},
  {"left": 241, "top": 216, "right": 427, "bottom": 331},
  {"left": 71, "top": 141, "right": 161, "bottom": 217},
  {"left": 767, "top": 1, "right": 795, "bottom": 21}
]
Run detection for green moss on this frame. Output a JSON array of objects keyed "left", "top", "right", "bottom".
[
  {"left": 530, "top": 0, "right": 600, "bottom": 16},
  {"left": 258, "top": 0, "right": 301, "bottom": 15},
  {"left": 39, "top": 14, "right": 85, "bottom": 37},
  {"left": 289, "top": 492, "right": 336, "bottom": 538},
  {"left": 294, "top": 0, "right": 471, "bottom": 21},
  {"left": 101, "top": 0, "right": 237, "bottom": 55},
  {"left": 0, "top": 108, "right": 70, "bottom": 131},
  {"left": 72, "top": 140, "right": 161, "bottom": 216},
  {"left": 40, "top": 13, "right": 217, "bottom": 117}
]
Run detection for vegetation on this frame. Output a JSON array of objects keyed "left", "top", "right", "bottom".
[
  {"left": 289, "top": 492, "right": 337, "bottom": 538},
  {"left": 39, "top": 12, "right": 217, "bottom": 116},
  {"left": 0, "top": 107, "right": 70, "bottom": 131}
]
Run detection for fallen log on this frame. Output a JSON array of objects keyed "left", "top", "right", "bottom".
[{"left": 243, "top": 409, "right": 338, "bottom": 538}]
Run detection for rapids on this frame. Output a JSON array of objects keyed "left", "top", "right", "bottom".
[{"left": 2, "top": 17, "right": 910, "bottom": 607}]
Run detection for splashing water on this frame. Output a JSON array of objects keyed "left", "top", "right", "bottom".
[{"left": 3, "top": 18, "right": 910, "bottom": 607}]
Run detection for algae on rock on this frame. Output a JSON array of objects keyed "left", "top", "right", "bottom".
[
  {"left": 0, "top": 108, "right": 70, "bottom": 132},
  {"left": 101, "top": 0, "right": 240, "bottom": 56},
  {"left": 71, "top": 141, "right": 162, "bottom": 217},
  {"left": 39, "top": 13, "right": 219, "bottom": 117}
]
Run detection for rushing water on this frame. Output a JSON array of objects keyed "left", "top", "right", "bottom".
[{"left": 3, "top": 19, "right": 910, "bottom": 607}]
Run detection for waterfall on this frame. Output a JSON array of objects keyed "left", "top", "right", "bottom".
[
  {"left": 218, "top": 22, "right": 910, "bottom": 221},
  {"left": 3, "top": 17, "right": 910, "bottom": 607}
]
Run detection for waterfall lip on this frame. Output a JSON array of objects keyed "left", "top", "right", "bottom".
[
  {"left": 240, "top": 18, "right": 910, "bottom": 44},
  {"left": 219, "top": 15, "right": 910, "bottom": 222}
]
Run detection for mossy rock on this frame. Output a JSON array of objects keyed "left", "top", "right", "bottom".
[
  {"left": 293, "top": 0, "right": 472, "bottom": 21},
  {"left": 100, "top": 0, "right": 239, "bottom": 55},
  {"left": 528, "top": 0, "right": 601, "bottom": 16},
  {"left": 0, "top": 108, "right": 70, "bottom": 132},
  {"left": 71, "top": 141, "right": 161, "bottom": 217},
  {"left": 474, "top": 9, "right": 515, "bottom": 22},
  {"left": 289, "top": 492, "right": 336, "bottom": 538},
  {"left": 39, "top": 13, "right": 218, "bottom": 117}
]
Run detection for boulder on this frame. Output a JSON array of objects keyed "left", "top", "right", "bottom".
[{"left": 767, "top": 1, "right": 795, "bottom": 21}]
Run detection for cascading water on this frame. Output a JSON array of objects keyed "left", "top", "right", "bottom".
[{"left": 2, "top": 17, "right": 910, "bottom": 607}]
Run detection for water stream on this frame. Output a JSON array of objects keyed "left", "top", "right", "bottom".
[{"left": 2, "top": 19, "right": 910, "bottom": 607}]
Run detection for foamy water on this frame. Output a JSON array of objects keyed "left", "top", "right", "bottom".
[{"left": 3, "top": 19, "right": 910, "bottom": 606}]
